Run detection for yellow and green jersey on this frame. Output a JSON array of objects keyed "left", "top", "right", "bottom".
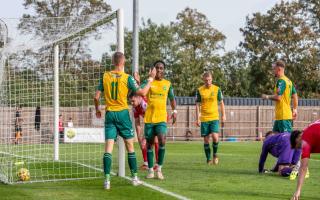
[
  {"left": 142, "top": 79, "right": 175, "bottom": 124},
  {"left": 196, "top": 85, "right": 223, "bottom": 122},
  {"left": 274, "top": 75, "right": 297, "bottom": 120},
  {"left": 97, "top": 71, "right": 139, "bottom": 111}
]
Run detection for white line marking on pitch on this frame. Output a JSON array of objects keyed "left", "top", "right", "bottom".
[{"left": 75, "top": 162, "right": 190, "bottom": 200}]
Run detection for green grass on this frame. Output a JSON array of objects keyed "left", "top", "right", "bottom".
[{"left": 1, "top": 142, "right": 320, "bottom": 200}]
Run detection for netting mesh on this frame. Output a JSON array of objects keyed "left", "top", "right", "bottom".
[{"left": 0, "top": 12, "right": 118, "bottom": 184}]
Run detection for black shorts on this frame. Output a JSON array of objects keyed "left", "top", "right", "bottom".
[{"left": 15, "top": 126, "right": 22, "bottom": 132}]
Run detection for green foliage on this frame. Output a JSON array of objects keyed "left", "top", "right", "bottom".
[
  {"left": 123, "top": 8, "right": 226, "bottom": 96},
  {"left": 171, "top": 8, "right": 225, "bottom": 96},
  {"left": 241, "top": 1, "right": 320, "bottom": 97},
  {"left": 124, "top": 19, "right": 175, "bottom": 82},
  {"left": 220, "top": 50, "right": 250, "bottom": 97}
]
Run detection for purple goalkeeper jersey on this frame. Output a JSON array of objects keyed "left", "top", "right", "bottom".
[{"left": 258, "top": 132, "right": 295, "bottom": 173}]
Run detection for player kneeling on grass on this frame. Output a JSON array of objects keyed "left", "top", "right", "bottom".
[
  {"left": 141, "top": 60, "right": 177, "bottom": 180},
  {"left": 129, "top": 93, "right": 159, "bottom": 170},
  {"left": 290, "top": 120, "right": 320, "bottom": 200},
  {"left": 94, "top": 52, "right": 156, "bottom": 190},
  {"left": 258, "top": 131, "right": 301, "bottom": 178},
  {"left": 195, "top": 71, "right": 226, "bottom": 165}
]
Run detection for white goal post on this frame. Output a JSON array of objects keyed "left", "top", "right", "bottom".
[{"left": 0, "top": 9, "right": 126, "bottom": 184}]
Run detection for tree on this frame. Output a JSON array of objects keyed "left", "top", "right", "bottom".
[
  {"left": 122, "top": 8, "right": 225, "bottom": 96},
  {"left": 241, "top": 1, "right": 320, "bottom": 98},
  {"left": 170, "top": 8, "right": 226, "bottom": 96},
  {"left": 18, "top": 0, "right": 112, "bottom": 72},
  {"left": 124, "top": 19, "right": 175, "bottom": 81},
  {"left": 220, "top": 49, "right": 250, "bottom": 97}
]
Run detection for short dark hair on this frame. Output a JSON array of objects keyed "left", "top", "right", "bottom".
[
  {"left": 265, "top": 131, "right": 274, "bottom": 138},
  {"left": 290, "top": 130, "right": 302, "bottom": 148},
  {"left": 153, "top": 60, "right": 166, "bottom": 67},
  {"left": 112, "top": 52, "right": 125, "bottom": 66},
  {"left": 128, "top": 91, "right": 138, "bottom": 99},
  {"left": 273, "top": 60, "right": 285, "bottom": 68}
]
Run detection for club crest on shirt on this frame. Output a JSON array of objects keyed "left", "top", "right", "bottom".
[{"left": 163, "top": 86, "right": 167, "bottom": 91}]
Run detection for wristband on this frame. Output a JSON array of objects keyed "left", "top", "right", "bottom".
[
  {"left": 147, "top": 77, "right": 154, "bottom": 82},
  {"left": 172, "top": 110, "right": 178, "bottom": 114}
]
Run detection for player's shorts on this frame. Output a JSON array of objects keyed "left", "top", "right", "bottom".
[
  {"left": 201, "top": 120, "right": 220, "bottom": 137},
  {"left": 105, "top": 109, "right": 134, "bottom": 140},
  {"left": 15, "top": 125, "right": 22, "bottom": 132},
  {"left": 144, "top": 122, "right": 167, "bottom": 140},
  {"left": 273, "top": 120, "right": 293, "bottom": 133}
]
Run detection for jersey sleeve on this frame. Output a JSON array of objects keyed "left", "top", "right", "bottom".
[
  {"left": 168, "top": 84, "right": 175, "bottom": 101},
  {"left": 292, "top": 85, "right": 297, "bottom": 95},
  {"left": 96, "top": 77, "right": 104, "bottom": 92},
  {"left": 276, "top": 79, "right": 286, "bottom": 96},
  {"left": 140, "top": 80, "right": 148, "bottom": 89},
  {"left": 196, "top": 89, "right": 201, "bottom": 103},
  {"left": 218, "top": 88, "right": 223, "bottom": 102},
  {"left": 128, "top": 75, "right": 140, "bottom": 92}
]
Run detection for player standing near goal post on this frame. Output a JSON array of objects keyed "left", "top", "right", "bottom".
[
  {"left": 94, "top": 52, "right": 156, "bottom": 190},
  {"left": 129, "top": 93, "right": 159, "bottom": 170},
  {"left": 196, "top": 71, "right": 226, "bottom": 165},
  {"left": 142, "top": 60, "right": 177, "bottom": 180}
]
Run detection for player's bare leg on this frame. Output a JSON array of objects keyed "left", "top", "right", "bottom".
[{"left": 137, "top": 133, "right": 148, "bottom": 170}]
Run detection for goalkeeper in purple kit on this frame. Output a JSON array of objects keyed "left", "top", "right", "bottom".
[{"left": 258, "top": 131, "right": 300, "bottom": 177}]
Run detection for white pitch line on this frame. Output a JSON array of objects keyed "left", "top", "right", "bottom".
[
  {"left": 2, "top": 153, "right": 191, "bottom": 199},
  {"left": 75, "top": 162, "right": 190, "bottom": 200},
  {"left": 122, "top": 175, "right": 190, "bottom": 200}
]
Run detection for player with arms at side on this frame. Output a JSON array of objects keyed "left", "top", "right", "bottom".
[
  {"left": 262, "top": 60, "right": 298, "bottom": 133},
  {"left": 94, "top": 52, "right": 156, "bottom": 190},
  {"left": 129, "top": 93, "right": 159, "bottom": 170},
  {"left": 196, "top": 71, "right": 226, "bottom": 165},
  {"left": 142, "top": 61, "right": 177, "bottom": 180}
]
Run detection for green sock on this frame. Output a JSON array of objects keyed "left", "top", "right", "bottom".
[
  {"left": 204, "top": 143, "right": 211, "bottom": 162},
  {"left": 103, "top": 153, "right": 112, "bottom": 180},
  {"left": 147, "top": 149, "right": 154, "bottom": 169},
  {"left": 128, "top": 152, "right": 138, "bottom": 177},
  {"left": 157, "top": 144, "right": 165, "bottom": 166},
  {"left": 212, "top": 142, "right": 219, "bottom": 156}
]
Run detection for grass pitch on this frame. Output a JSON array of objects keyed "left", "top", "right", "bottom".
[{"left": 1, "top": 142, "right": 319, "bottom": 200}]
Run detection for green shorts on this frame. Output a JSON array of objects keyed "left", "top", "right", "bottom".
[
  {"left": 201, "top": 120, "right": 220, "bottom": 137},
  {"left": 144, "top": 122, "right": 167, "bottom": 140},
  {"left": 105, "top": 109, "right": 134, "bottom": 140},
  {"left": 272, "top": 120, "right": 293, "bottom": 133}
]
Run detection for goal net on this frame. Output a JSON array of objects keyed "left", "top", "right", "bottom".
[{"left": 0, "top": 9, "right": 125, "bottom": 184}]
